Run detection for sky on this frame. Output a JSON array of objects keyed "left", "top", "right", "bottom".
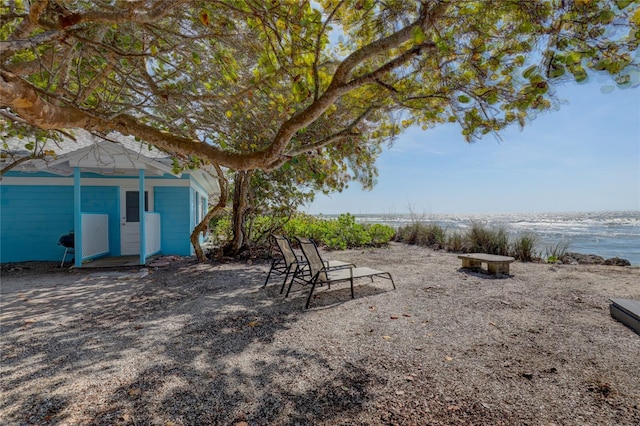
[{"left": 305, "top": 81, "right": 640, "bottom": 215}]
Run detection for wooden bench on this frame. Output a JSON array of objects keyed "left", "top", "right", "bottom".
[{"left": 458, "top": 253, "right": 515, "bottom": 275}]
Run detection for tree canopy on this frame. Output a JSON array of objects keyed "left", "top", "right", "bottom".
[{"left": 1, "top": 0, "right": 639, "bottom": 174}]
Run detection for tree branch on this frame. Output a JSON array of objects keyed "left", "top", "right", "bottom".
[
  {"left": 285, "top": 106, "right": 375, "bottom": 157},
  {"left": 0, "top": 154, "right": 45, "bottom": 177},
  {"left": 57, "top": 0, "right": 192, "bottom": 28},
  {"left": 0, "top": 30, "right": 63, "bottom": 56},
  {"left": 0, "top": 70, "right": 284, "bottom": 170},
  {"left": 261, "top": 3, "right": 448, "bottom": 166},
  {"left": 1, "top": 1, "right": 451, "bottom": 174},
  {"left": 3, "top": 50, "right": 56, "bottom": 75},
  {"left": 327, "top": 2, "right": 447, "bottom": 89},
  {"left": 313, "top": 0, "right": 343, "bottom": 101},
  {"left": 0, "top": 109, "right": 28, "bottom": 123},
  {"left": 8, "top": 0, "right": 49, "bottom": 41},
  {"left": 1, "top": 70, "right": 91, "bottom": 128},
  {"left": 190, "top": 163, "right": 228, "bottom": 261},
  {"left": 345, "top": 43, "right": 437, "bottom": 90}
]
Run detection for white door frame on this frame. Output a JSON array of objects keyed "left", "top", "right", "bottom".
[{"left": 120, "top": 186, "right": 153, "bottom": 255}]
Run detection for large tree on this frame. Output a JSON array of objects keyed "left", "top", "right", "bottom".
[
  {"left": 216, "top": 78, "right": 389, "bottom": 253},
  {"left": 2, "top": 0, "right": 638, "bottom": 178},
  {"left": 222, "top": 126, "right": 383, "bottom": 254}
]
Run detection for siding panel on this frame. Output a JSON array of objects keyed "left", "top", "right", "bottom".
[
  {"left": 154, "top": 187, "right": 191, "bottom": 255},
  {"left": 1, "top": 185, "right": 74, "bottom": 262},
  {"left": 1, "top": 185, "right": 120, "bottom": 262}
]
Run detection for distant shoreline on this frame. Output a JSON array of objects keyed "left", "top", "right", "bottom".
[
  {"left": 312, "top": 210, "right": 640, "bottom": 266},
  {"left": 312, "top": 210, "right": 640, "bottom": 220}
]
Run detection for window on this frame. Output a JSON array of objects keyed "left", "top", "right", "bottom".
[{"left": 125, "top": 191, "right": 149, "bottom": 222}]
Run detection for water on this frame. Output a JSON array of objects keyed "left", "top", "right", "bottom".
[{"left": 319, "top": 211, "right": 640, "bottom": 266}]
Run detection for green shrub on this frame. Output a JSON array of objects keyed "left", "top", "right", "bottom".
[
  {"left": 545, "top": 241, "right": 570, "bottom": 263},
  {"left": 446, "top": 232, "right": 466, "bottom": 252},
  {"left": 423, "top": 224, "right": 447, "bottom": 249},
  {"left": 466, "top": 222, "right": 510, "bottom": 255},
  {"left": 395, "top": 223, "right": 418, "bottom": 245},
  {"left": 366, "top": 223, "right": 396, "bottom": 247},
  {"left": 283, "top": 213, "right": 323, "bottom": 240},
  {"left": 511, "top": 233, "right": 537, "bottom": 262},
  {"left": 210, "top": 213, "right": 232, "bottom": 244},
  {"left": 318, "top": 214, "right": 371, "bottom": 250},
  {"left": 210, "top": 211, "right": 287, "bottom": 247},
  {"left": 284, "top": 213, "right": 334, "bottom": 243},
  {"left": 283, "top": 213, "right": 393, "bottom": 250},
  {"left": 390, "top": 219, "right": 571, "bottom": 264},
  {"left": 395, "top": 222, "right": 447, "bottom": 249},
  {"left": 248, "top": 214, "right": 287, "bottom": 246}
]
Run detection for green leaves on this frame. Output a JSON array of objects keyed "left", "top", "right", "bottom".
[
  {"left": 279, "top": 213, "right": 394, "bottom": 250},
  {"left": 598, "top": 10, "right": 616, "bottom": 24},
  {"left": 1, "top": 0, "right": 638, "bottom": 175},
  {"left": 616, "top": 0, "right": 633, "bottom": 10},
  {"left": 292, "top": 80, "right": 310, "bottom": 101},
  {"left": 522, "top": 66, "right": 538, "bottom": 79},
  {"left": 412, "top": 26, "right": 426, "bottom": 44}
]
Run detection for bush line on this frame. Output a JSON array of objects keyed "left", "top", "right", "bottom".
[{"left": 211, "top": 213, "right": 560, "bottom": 262}]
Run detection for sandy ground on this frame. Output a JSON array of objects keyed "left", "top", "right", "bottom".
[{"left": 1, "top": 243, "right": 639, "bottom": 425}]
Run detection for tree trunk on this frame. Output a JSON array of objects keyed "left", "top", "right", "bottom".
[
  {"left": 190, "top": 164, "right": 228, "bottom": 261},
  {"left": 225, "top": 170, "right": 253, "bottom": 256}
]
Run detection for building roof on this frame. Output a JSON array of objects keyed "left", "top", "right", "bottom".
[{"left": 1, "top": 129, "right": 221, "bottom": 194}]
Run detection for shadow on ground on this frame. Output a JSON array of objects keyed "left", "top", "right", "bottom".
[
  {"left": 3, "top": 247, "right": 639, "bottom": 425},
  {"left": 0, "top": 259, "right": 388, "bottom": 425}
]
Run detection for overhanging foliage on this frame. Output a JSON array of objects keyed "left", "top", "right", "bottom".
[{"left": 2, "top": 0, "right": 638, "bottom": 173}]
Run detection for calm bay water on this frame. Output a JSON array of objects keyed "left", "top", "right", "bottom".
[{"left": 320, "top": 211, "right": 640, "bottom": 266}]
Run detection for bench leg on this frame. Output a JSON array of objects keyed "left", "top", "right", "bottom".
[
  {"left": 487, "top": 262, "right": 510, "bottom": 275},
  {"left": 461, "top": 258, "right": 482, "bottom": 269}
]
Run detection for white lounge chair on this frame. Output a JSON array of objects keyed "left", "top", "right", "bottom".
[
  {"left": 292, "top": 237, "right": 395, "bottom": 308},
  {"left": 263, "top": 235, "right": 353, "bottom": 294}
]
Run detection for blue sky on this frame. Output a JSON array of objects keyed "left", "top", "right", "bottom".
[{"left": 305, "top": 81, "right": 640, "bottom": 215}]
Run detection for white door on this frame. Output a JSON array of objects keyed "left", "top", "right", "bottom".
[{"left": 120, "top": 188, "right": 149, "bottom": 255}]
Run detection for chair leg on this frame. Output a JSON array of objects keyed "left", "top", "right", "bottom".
[
  {"left": 280, "top": 265, "right": 294, "bottom": 294},
  {"left": 285, "top": 271, "right": 298, "bottom": 298},
  {"left": 263, "top": 258, "right": 283, "bottom": 287},
  {"left": 262, "top": 265, "right": 274, "bottom": 288},
  {"left": 350, "top": 276, "right": 355, "bottom": 299},
  {"left": 262, "top": 272, "right": 272, "bottom": 287},
  {"left": 61, "top": 247, "right": 69, "bottom": 268},
  {"left": 305, "top": 280, "right": 319, "bottom": 309}
]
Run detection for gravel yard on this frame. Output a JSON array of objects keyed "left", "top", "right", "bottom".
[{"left": 1, "top": 243, "right": 639, "bottom": 425}]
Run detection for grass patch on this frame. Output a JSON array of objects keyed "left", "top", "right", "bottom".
[
  {"left": 512, "top": 233, "right": 538, "bottom": 262},
  {"left": 396, "top": 220, "right": 545, "bottom": 262},
  {"left": 545, "top": 241, "right": 570, "bottom": 263},
  {"left": 468, "top": 222, "right": 510, "bottom": 256},
  {"left": 395, "top": 223, "right": 447, "bottom": 249}
]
